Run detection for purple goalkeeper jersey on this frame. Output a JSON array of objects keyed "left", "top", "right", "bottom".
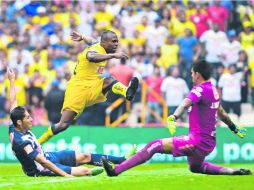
[{"left": 186, "top": 81, "right": 220, "bottom": 152}]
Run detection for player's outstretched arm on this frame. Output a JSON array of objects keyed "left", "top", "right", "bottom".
[
  {"left": 71, "top": 31, "right": 97, "bottom": 45},
  {"left": 86, "top": 51, "right": 128, "bottom": 63},
  {"left": 167, "top": 98, "right": 192, "bottom": 135},
  {"left": 34, "top": 153, "right": 73, "bottom": 177},
  {"left": 217, "top": 105, "right": 246, "bottom": 138},
  {"left": 7, "top": 68, "right": 17, "bottom": 112},
  {"left": 173, "top": 98, "right": 192, "bottom": 119}
]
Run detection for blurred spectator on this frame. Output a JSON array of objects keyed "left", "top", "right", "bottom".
[
  {"left": 239, "top": 21, "right": 254, "bottom": 51},
  {"left": 28, "top": 70, "right": 45, "bottom": 105},
  {"left": 9, "top": 42, "right": 33, "bottom": 74},
  {"left": 145, "top": 65, "right": 163, "bottom": 123},
  {"left": 144, "top": 19, "right": 168, "bottom": 52},
  {"left": 178, "top": 28, "right": 199, "bottom": 87},
  {"left": 45, "top": 80, "right": 64, "bottom": 124},
  {"left": 157, "top": 35, "right": 179, "bottom": 70},
  {"left": 129, "top": 53, "right": 146, "bottom": 79},
  {"left": 110, "top": 58, "right": 134, "bottom": 86},
  {"left": 145, "top": 55, "right": 165, "bottom": 78},
  {"left": 236, "top": 50, "right": 250, "bottom": 103},
  {"left": 185, "top": 1, "right": 196, "bottom": 20},
  {"left": 14, "top": 9, "right": 28, "bottom": 31},
  {"left": 161, "top": 66, "right": 189, "bottom": 115},
  {"left": 214, "top": 64, "right": 225, "bottom": 83},
  {"left": 0, "top": 75, "right": 7, "bottom": 122},
  {"left": 0, "top": 97, "right": 9, "bottom": 125},
  {"left": 190, "top": 3, "right": 209, "bottom": 38},
  {"left": 30, "top": 94, "right": 48, "bottom": 126},
  {"left": 135, "top": 15, "right": 149, "bottom": 35},
  {"left": 170, "top": 10, "right": 197, "bottom": 38},
  {"left": 20, "top": 63, "right": 30, "bottom": 85},
  {"left": 106, "top": 0, "right": 121, "bottom": 17},
  {"left": 218, "top": 64, "right": 242, "bottom": 117},
  {"left": 29, "top": 52, "right": 47, "bottom": 75},
  {"left": 200, "top": 22, "right": 227, "bottom": 78},
  {"left": 4, "top": 68, "right": 27, "bottom": 107},
  {"left": 128, "top": 30, "right": 146, "bottom": 51},
  {"left": 52, "top": 47, "right": 67, "bottom": 69},
  {"left": 94, "top": 2, "right": 114, "bottom": 30},
  {"left": 219, "top": 29, "right": 242, "bottom": 68},
  {"left": 24, "top": 1, "right": 42, "bottom": 16},
  {"left": 207, "top": 0, "right": 229, "bottom": 31},
  {"left": 120, "top": 6, "right": 136, "bottom": 38},
  {"left": 41, "top": 13, "right": 57, "bottom": 36}
]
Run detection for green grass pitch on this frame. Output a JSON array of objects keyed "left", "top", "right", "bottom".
[{"left": 0, "top": 163, "right": 253, "bottom": 190}]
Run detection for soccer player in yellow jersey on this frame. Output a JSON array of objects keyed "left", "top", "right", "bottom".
[{"left": 38, "top": 30, "right": 139, "bottom": 144}]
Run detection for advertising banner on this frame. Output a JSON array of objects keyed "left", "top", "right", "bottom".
[{"left": 0, "top": 126, "right": 253, "bottom": 163}]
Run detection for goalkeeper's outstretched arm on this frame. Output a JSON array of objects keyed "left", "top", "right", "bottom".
[
  {"left": 217, "top": 105, "right": 246, "bottom": 138},
  {"left": 167, "top": 98, "right": 192, "bottom": 135},
  {"left": 173, "top": 98, "right": 192, "bottom": 119},
  {"left": 217, "top": 105, "right": 236, "bottom": 131}
]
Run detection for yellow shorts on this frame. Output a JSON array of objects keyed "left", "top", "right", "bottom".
[{"left": 61, "top": 77, "right": 107, "bottom": 119}]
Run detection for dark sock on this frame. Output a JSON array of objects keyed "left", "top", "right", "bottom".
[{"left": 90, "top": 154, "right": 125, "bottom": 166}]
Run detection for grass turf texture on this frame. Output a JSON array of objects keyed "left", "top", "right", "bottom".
[{"left": 0, "top": 163, "right": 253, "bottom": 190}]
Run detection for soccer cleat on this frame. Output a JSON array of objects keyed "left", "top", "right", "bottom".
[
  {"left": 126, "top": 77, "right": 139, "bottom": 101},
  {"left": 101, "top": 156, "right": 118, "bottom": 177},
  {"left": 124, "top": 144, "right": 137, "bottom": 159},
  {"left": 232, "top": 168, "right": 252, "bottom": 175},
  {"left": 91, "top": 167, "right": 104, "bottom": 176}
]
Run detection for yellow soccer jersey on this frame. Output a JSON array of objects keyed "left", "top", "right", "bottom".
[{"left": 73, "top": 43, "right": 107, "bottom": 80}]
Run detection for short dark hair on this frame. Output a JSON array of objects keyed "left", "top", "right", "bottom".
[
  {"left": 192, "top": 60, "right": 211, "bottom": 80},
  {"left": 101, "top": 30, "right": 116, "bottom": 42},
  {"left": 10, "top": 106, "right": 26, "bottom": 127}
]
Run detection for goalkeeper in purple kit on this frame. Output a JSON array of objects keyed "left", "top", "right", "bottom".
[{"left": 102, "top": 60, "right": 251, "bottom": 176}]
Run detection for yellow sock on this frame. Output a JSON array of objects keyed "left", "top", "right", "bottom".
[
  {"left": 38, "top": 127, "right": 54, "bottom": 145},
  {"left": 112, "top": 82, "right": 127, "bottom": 97}
]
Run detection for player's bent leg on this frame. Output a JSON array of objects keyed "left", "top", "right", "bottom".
[
  {"left": 103, "top": 76, "right": 127, "bottom": 97},
  {"left": 189, "top": 162, "right": 247, "bottom": 175},
  {"left": 200, "top": 162, "right": 252, "bottom": 175},
  {"left": 102, "top": 76, "right": 139, "bottom": 101},
  {"left": 102, "top": 139, "right": 164, "bottom": 176},
  {"left": 188, "top": 156, "right": 252, "bottom": 175},
  {"left": 38, "top": 110, "right": 77, "bottom": 144},
  {"left": 187, "top": 154, "right": 228, "bottom": 175}
]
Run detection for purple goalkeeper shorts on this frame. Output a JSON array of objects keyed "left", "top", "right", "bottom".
[{"left": 172, "top": 135, "right": 211, "bottom": 157}]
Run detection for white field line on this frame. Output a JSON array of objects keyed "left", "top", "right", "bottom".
[{"left": 0, "top": 183, "right": 15, "bottom": 187}]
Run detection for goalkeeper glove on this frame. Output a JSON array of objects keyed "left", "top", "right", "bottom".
[
  {"left": 234, "top": 126, "right": 247, "bottom": 138},
  {"left": 167, "top": 115, "right": 177, "bottom": 135}
]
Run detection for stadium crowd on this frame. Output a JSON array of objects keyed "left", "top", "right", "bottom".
[{"left": 0, "top": 0, "right": 254, "bottom": 126}]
